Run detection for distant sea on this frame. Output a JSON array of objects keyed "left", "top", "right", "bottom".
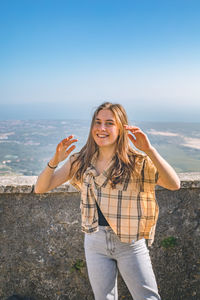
[{"left": 0, "top": 120, "right": 200, "bottom": 176}]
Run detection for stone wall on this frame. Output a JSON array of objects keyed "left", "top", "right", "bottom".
[{"left": 0, "top": 174, "right": 200, "bottom": 300}]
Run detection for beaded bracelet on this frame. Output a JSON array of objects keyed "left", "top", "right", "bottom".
[{"left": 47, "top": 162, "right": 58, "bottom": 169}]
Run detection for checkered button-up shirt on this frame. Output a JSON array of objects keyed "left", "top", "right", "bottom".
[{"left": 70, "top": 152, "right": 159, "bottom": 246}]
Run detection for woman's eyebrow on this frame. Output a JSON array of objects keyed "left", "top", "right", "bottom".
[{"left": 95, "top": 118, "right": 115, "bottom": 122}]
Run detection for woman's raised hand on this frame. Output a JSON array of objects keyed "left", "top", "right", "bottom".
[
  {"left": 124, "top": 125, "right": 152, "bottom": 154},
  {"left": 51, "top": 135, "right": 78, "bottom": 166}
]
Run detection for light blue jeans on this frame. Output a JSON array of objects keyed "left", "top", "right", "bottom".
[{"left": 84, "top": 226, "right": 161, "bottom": 300}]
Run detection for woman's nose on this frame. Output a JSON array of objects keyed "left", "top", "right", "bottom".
[{"left": 99, "top": 123, "right": 106, "bottom": 130}]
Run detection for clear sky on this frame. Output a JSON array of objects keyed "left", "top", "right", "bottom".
[{"left": 0, "top": 0, "right": 200, "bottom": 121}]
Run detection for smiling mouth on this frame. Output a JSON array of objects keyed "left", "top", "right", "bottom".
[{"left": 97, "top": 134, "right": 109, "bottom": 138}]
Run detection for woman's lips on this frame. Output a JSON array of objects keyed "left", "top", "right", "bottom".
[{"left": 96, "top": 134, "right": 109, "bottom": 138}]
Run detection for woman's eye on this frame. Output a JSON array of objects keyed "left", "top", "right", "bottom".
[{"left": 106, "top": 122, "right": 114, "bottom": 126}]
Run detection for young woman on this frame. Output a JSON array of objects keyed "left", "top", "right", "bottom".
[{"left": 35, "top": 102, "right": 180, "bottom": 300}]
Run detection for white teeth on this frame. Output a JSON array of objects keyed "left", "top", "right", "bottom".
[{"left": 97, "top": 134, "right": 108, "bottom": 138}]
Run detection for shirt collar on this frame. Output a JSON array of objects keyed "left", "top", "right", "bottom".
[{"left": 85, "top": 151, "right": 115, "bottom": 187}]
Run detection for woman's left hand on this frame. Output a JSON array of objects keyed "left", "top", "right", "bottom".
[
  {"left": 124, "top": 125, "right": 180, "bottom": 190},
  {"left": 124, "top": 125, "right": 152, "bottom": 154}
]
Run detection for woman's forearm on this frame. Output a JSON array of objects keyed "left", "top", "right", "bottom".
[
  {"left": 34, "top": 158, "right": 57, "bottom": 193},
  {"left": 145, "top": 146, "right": 180, "bottom": 190},
  {"left": 34, "top": 136, "right": 78, "bottom": 194}
]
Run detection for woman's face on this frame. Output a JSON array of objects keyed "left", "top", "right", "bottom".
[{"left": 92, "top": 109, "right": 120, "bottom": 149}]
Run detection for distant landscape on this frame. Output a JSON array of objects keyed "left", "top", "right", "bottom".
[{"left": 0, "top": 120, "right": 200, "bottom": 176}]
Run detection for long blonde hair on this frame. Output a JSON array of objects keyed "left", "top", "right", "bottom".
[{"left": 71, "top": 102, "right": 143, "bottom": 186}]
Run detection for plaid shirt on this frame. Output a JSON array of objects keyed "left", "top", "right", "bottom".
[{"left": 70, "top": 152, "right": 159, "bottom": 246}]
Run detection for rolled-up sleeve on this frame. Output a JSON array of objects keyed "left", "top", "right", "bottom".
[{"left": 141, "top": 156, "right": 158, "bottom": 191}]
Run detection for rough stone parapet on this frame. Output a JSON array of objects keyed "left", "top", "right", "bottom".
[
  {"left": 0, "top": 174, "right": 200, "bottom": 299},
  {"left": 0, "top": 176, "right": 78, "bottom": 193},
  {"left": 0, "top": 173, "right": 200, "bottom": 193},
  {"left": 177, "top": 172, "right": 200, "bottom": 188}
]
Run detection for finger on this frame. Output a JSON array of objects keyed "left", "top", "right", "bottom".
[
  {"left": 56, "top": 142, "right": 63, "bottom": 152},
  {"left": 61, "top": 135, "right": 75, "bottom": 144},
  {"left": 62, "top": 138, "right": 78, "bottom": 148},
  {"left": 127, "top": 129, "right": 143, "bottom": 138},
  {"left": 124, "top": 125, "right": 139, "bottom": 128},
  {"left": 56, "top": 139, "right": 75, "bottom": 153},
  {"left": 65, "top": 135, "right": 74, "bottom": 140},
  {"left": 65, "top": 145, "right": 76, "bottom": 156},
  {"left": 128, "top": 131, "right": 144, "bottom": 141},
  {"left": 59, "top": 137, "right": 77, "bottom": 147},
  {"left": 131, "top": 129, "right": 143, "bottom": 135},
  {"left": 128, "top": 134, "right": 137, "bottom": 146},
  {"left": 56, "top": 136, "right": 73, "bottom": 150},
  {"left": 124, "top": 125, "right": 140, "bottom": 132},
  {"left": 128, "top": 133, "right": 136, "bottom": 141}
]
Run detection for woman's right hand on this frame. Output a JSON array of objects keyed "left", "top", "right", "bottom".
[{"left": 50, "top": 135, "right": 78, "bottom": 167}]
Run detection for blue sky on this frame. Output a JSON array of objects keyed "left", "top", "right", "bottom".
[{"left": 0, "top": 0, "right": 200, "bottom": 121}]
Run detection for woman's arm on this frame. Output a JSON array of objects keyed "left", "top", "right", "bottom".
[
  {"left": 34, "top": 135, "right": 78, "bottom": 193},
  {"left": 124, "top": 125, "right": 180, "bottom": 190},
  {"left": 145, "top": 146, "right": 180, "bottom": 190}
]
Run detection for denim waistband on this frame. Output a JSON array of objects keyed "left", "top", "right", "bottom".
[{"left": 99, "top": 225, "right": 113, "bottom": 232}]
